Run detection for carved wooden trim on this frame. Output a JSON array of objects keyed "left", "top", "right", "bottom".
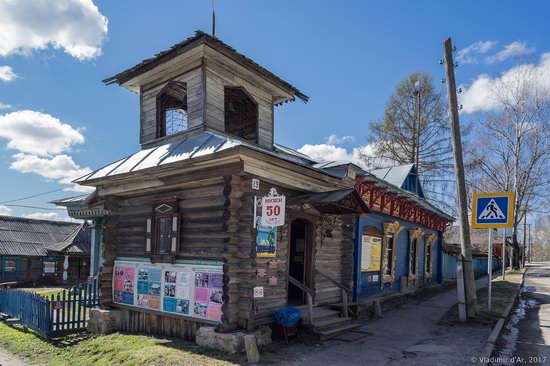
[
  {"left": 424, "top": 233, "right": 437, "bottom": 279},
  {"left": 380, "top": 221, "right": 404, "bottom": 289},
  {"left": 407, "top": 229, "right": 423, "bottom": 286}
]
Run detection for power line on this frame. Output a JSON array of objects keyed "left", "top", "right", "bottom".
[
  {"left": 0, "top": 188, "right": 64, "bottom": 205},
  {"left": 3, "top": 204, "right": 66, "bottom": 211}
]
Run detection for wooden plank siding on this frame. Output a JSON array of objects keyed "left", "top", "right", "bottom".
[
  {"left": 140, "top": 66, "right": 203, "bottom": 145},
  {"left": 204, "top": 61, "right": 274, "bottom": 149}
]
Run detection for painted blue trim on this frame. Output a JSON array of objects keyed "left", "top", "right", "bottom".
[
  {"left": 437, "top": 231, "right": 443, "bottom": 283},
  {"left": 1, "top": 256, "right": 19, "bottom": 279},
  {"left": 42, "top": 256, "right": 59, "bottom": 277}
]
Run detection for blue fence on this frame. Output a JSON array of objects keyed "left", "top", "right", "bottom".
[
  {"left": 0, "top": 278, "right": 98, "bottom": 338},
  {"left": 442, "top": 253, "right": 501, "bottom": 280}
]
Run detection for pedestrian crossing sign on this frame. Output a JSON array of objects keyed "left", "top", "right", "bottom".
[{"left": 472, "top": 192, "right": 514, "bottom": 228}]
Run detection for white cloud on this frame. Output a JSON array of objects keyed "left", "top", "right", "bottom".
[
  {"left": 298, "top": 143, "right": 377, "bottom": 169},
  {"left": 23, "top": 212, "right": 60, "bottom": 221},
  {"left": 0, "top": 102, "right": 12, "bottom": 110},
  {"left": 457, "top": 41, "right": 498, "bottom": 64},
  {"left": 0, "top": 0, "right": 108, "bottom": 60},
  {"left": 0, "top": 66, "right": 17, "bottom": 82},
  {"left": 460, "top": 52, "right": 550, "bottom": 113},
  {"left": 10, "top": 153, "right": 93, "bottom": 192},
  {"left": 324, "top": 134, "right": 355, "bottom": 145},
  {"left": 0, "top": 110, "right": 85, "bottom": 156},
  {"left": 0, "top": 206, "right": 12, "bottom": 216},
  {"left": 0, "top": 109, "right": 93, "bottom": 192},
  {"left": 485, "top": 41, "right": 535, "bottom": 64}
]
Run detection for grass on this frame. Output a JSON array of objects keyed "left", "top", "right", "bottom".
[
  {"left": 440, "top": 269, "right": 524, "bottom": 325},
  {"left": 0, "top": 322, "right": 244, "bottom": 366}
]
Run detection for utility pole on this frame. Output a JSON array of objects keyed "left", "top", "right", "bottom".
[
  {"left": 414, "top": 80, "right": 421, "bottom": 195},
  {"left": 529, "top": 224, "right": 531, "bottom": 263},
  {"left": 443, "top": 37, "right": 477, "bottom": 318},
  {"left": 523, "top": 210, "right": 527, "bottom": 268}
]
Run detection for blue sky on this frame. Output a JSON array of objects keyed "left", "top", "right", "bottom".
[{"left": 0, "top": 0, "right": 548, "bottom": 220}]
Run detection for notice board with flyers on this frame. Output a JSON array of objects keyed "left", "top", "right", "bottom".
[{"left": 112, "top": 258, "right": 224, "bottom": 323}]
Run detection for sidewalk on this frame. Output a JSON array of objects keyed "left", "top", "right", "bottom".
[
  {"left": 0, "top": 347, "right": 29, "bottom": 366},
  {"left": 289, "top": 276, "right": 494, "bottom": 366}
]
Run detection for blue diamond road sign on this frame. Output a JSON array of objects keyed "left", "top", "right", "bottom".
[{"left": 472, "top": 192, "right": 514, "bottom": 229}]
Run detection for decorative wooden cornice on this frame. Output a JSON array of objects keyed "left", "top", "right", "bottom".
[{"left": 355, "top": 177, "right": 452, "bottom": 232}]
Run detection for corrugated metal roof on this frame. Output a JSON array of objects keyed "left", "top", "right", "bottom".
[{"left": 0, "top": 216, "right": 91, "bottom": 256}]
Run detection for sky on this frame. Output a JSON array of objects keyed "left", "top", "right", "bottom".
[{"left": 0, "top": 0, "right": 549, "bottom": 221}]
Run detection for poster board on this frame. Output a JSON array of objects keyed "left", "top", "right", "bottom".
[
  {"left": 361, "top": 235, "right": 382, "bottom": 272},
  {"left": 113, "top": 258, "right": 224, "bottom": 323},
  {"left": 256, "top": 225, "right": 277, "bottom": 257}
]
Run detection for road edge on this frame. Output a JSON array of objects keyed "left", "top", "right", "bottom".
[{"left": 480, "top": 269, "right": 527, "bottom": 363}]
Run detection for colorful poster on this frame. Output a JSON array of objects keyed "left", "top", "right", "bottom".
[
  {"left": 135, "top": 267, "right": 161, "bottom": 310},
  {"left": 113, "top": 265, "right": 135, "bottom": 305},
  {"left": 256, "top": 225, "right": 277, "bottom": 257},
  {"left": 361, "top": 235, "right": 382, "bottom": 272},
  {"left": 113, "top": 259, "right": 224, "bottom": 322}
]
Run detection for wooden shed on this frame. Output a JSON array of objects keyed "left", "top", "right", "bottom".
[
  {"left": 76, "top": 31, "right": 369, "bottom": 340},
  {"left": 0, "top": 216, "right": 91, "bottom": 286}
]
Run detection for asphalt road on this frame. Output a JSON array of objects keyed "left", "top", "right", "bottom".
[{"left": 494, "top": 262, "right": 550, "bottom": 365}]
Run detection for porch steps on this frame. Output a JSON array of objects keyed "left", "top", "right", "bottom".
[{"left": 301, "top": 306, "right": 363, "bottom": 341}]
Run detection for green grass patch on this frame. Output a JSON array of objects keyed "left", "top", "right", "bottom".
[
  {"left": 0, "top": 322, "right": 243, "bottom": 366},
  {"left": 440, "top": 270, "right": 524, "bottom": 325}
]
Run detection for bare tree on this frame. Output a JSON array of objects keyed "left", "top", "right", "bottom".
[
  {"left": 361, "top": 72, "right": 456, "bottom": 212},
  {"left": 467, "top": 64, "right": 550, "bottom": 268}
]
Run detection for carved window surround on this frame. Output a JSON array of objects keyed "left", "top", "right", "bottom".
[
  {"left": 424, "top": 233, "right": 437, "bottom": 279},
  {"left": 381, "top": 221, "right": 404, "bottom": 288},
  {"left": 408, "top": 228, "right": 423, "bottom": 286}
]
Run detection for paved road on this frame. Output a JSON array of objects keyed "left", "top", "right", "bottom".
[
  {"left": 284, "top": 276, "right": 495, "bottom": 366},
  {"left": 494, "top": 262, "right": 550, "bottom": 365}
]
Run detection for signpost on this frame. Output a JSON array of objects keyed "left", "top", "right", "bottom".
[{"left": 472, "top": 192, "right": 515, "bottom": 310}]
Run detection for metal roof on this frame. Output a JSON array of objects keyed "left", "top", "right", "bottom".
[
  {"left": 288, "top": 188, "right": 370, "bottom": 215},
  {"left": 369, "top": 164, "right": 415, "bottom": 188},
  {"left": 75, "top": 130, "right": 324, "bottom": 184},
  {"left": 0, "top": 216, "right": 91, "bottom": 256}
]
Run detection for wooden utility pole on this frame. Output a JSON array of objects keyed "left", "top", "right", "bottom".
[{"left": 443, "top": 37, "right": 478, "bottom": 317}]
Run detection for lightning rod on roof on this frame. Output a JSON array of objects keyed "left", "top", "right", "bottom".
[{"left": 212, "top": 0, "right": 216, "bottom": 36}]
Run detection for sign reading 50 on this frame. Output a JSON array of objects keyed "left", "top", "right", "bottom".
[{"left": 261, "top": 196, "right": 286, "bottom": 227}]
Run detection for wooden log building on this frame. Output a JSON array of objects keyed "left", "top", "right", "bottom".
[
  {"left": 0, "top": 216, "right": 91, "bottom": 286},
  {"left": 73, "top": 31, "right": 452, "bottom": 341}
]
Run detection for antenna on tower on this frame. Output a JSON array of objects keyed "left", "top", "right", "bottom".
[{"left": 212, "top": 0, "right": 216, "bottom": 36}]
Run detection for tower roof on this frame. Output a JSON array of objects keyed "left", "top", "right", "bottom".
[{"left": 103, "top": 30, "right": 308, "bottom": 104}]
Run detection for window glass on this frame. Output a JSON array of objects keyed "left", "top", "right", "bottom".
[
  {"left": 385, "top": 235, "right": 394, "bottom": 276},
  {"left": 156, "top": 217, "right": 171, "bottom": 254},
  {"left": 410, "top": 238, "right": 418, "bottom": 275},
  {"left": 3, "top": 257, "right": 17, "bottom": 276}
]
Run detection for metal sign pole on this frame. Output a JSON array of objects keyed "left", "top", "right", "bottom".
[
  {"left": 488, "top": 228, "right": 493, "bottom": 311},
  {"left": 502, "top": 232, "right": 506, "bottom": 280}
]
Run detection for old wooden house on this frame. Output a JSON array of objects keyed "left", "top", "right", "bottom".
[
  {"left": 0, "top": 216, "right": 91, "bottom": 286},
  {"left": 353, "top": 164, "right": 454, "bottom": 299},
  {"left": 75, "top": 31, "right": 370, "bottom": 340}
]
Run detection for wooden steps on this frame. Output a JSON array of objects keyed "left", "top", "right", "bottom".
[{"left": 301, "top": 306, "right": 363, "bottom": 341}]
